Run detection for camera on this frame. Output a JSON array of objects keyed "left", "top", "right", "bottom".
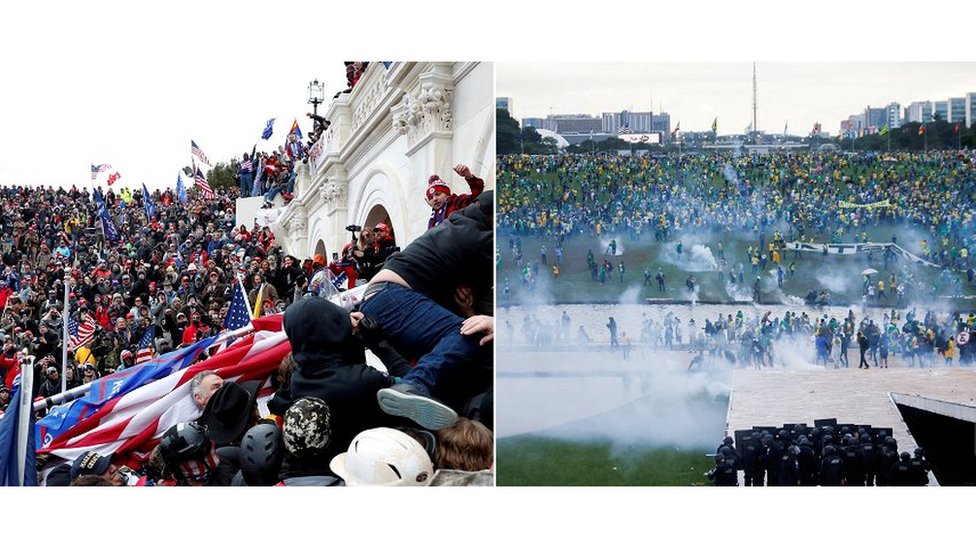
[{"left": 345, "top": 224, "right": 362, "bottom": 233}]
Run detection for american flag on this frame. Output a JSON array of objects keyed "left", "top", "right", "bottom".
[
  {"left": 91, "top": 164, "right": 111, "bottom": 181},
  {"left": 38, "top": 316, "right": 288, "bottom": 469},
  {"left": 135, "top": 325, "right": 156, "bottom": 365},
  {"left": 241, "top": 158, "right": 253, "bottom": 172},
  {"left": 617, "top": 124, "right": 631, "bottom": 135},
  {"left": 68, "top": 315, "right": 97, "bottom": 352},
  {"left": 194, "top": 168, "right": 215, "bottom": 198},
  {"left": 190, "top": 140, "right": 211, "bottom": 166},
  {"left": 223, "top": 280, "right": 252, "bottom": 331}
]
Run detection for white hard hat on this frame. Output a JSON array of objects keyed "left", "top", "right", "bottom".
[{"left": 329, "top": 427, "right": 433, "bottom": 486}]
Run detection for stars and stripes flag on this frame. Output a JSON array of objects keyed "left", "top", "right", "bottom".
[
  {"left": 142, "top": 182, "right": 157, "bottom": 219},
  {"left": 91, "top": 164, "right": 111, "bottom": 181},
  {"left": 135, "top": 325, "right": 156, "bottom": 365},
  {"left": 176, "top": 172, "right": 188, "bottom": 203},
  {"left": 617, "top": 124, "right": 631, "bottom": 135},
  {"left": 35, "top": 335, "right": 217, "bottom": 451},
  {"left": 37, "top": 316, "right": 289, "bottom": 468},
  {"left": 194, "top": 167, "right": 215, "bottom": 198},
  {"left": 190, "top": 140, "right": 212, "bottom": 166},
  {"left": 67, "top": 315, "right": 97, "bottom": 352},
  {"left": 223, "top": 278, "right": 252, "bottom": 331}
]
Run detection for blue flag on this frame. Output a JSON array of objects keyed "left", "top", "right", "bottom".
[
  {"left": 142, "top": 183, "right": 157, "bottom": 219},
  {"left": 0, "top": 376, "right": 37, "bottom": 486},
  {"left": 176, "top": 172, "right": 188, "bottom": 203},
  {"left": 261, "top": 118, "right": 275, "bottom": 140},
  {"left": 223, "top": 280, "right": 252, "bottom": 330},
  {"left": 35, "top": 336, "right": 217, "bottom": 449}
]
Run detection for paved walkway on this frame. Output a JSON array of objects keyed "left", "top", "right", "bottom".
[{"left": 727, "top": 366, "right": 976, "bottom": 486}]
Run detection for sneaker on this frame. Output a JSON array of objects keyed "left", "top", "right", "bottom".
[{"left": 377, "top": 384, "right": 458, "bottom": 430}]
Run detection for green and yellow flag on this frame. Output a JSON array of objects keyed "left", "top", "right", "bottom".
[
  {"left": 879, "top": 125, "right": 889, "bottom": 136},
  {"left": 711, "top": 117, "right": 718, "bottom": 133}
]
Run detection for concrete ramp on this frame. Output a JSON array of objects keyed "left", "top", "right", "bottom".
[{"left": 727, "top": 367, "right": 976, "bottom": 486}]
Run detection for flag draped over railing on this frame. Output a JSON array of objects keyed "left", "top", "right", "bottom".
[
  {"left": 36, "top": 336, "right": 217, "bottom": 449},
  {"left": 37, "top": 316, "right": 288, "bottom": 467}
]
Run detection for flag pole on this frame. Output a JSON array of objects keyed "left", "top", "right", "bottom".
[
  {"left": 16, "top": 355, "right": 36, "bottom": 485},
  {"left": 61, "top": 266, "right": 70, "bottom": 393},
  {"left": 33, "top": 322, "right": 258, "bottom": 413}
]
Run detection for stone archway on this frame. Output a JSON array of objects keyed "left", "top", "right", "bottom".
[
  {"left": 313, "top": 239, "right": 327, "bottom": 262},
  {"left": 364, "top": 204, "right": 395, "bottom": 244}
]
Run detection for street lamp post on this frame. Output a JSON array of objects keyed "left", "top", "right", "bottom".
[{"left": 308, "top": 79, "right": 325, "bottom": 117}]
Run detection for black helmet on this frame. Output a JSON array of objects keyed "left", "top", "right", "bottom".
[
  {"left": 723, "top": 436, "right": 734, "bottom": 446},
  {"left": 823, "top": 445, "right": 837, "bottom": 456},
  {"left": 900, "top": 451, "right": 911, "bottom": 461},
  {"left": 860, "top": 434, "right": 871, "bottom": 443},
  {"left": 240, "top": 423, "right": 284, "bottom": 486},
  {"left": 913, "top": 447, "right": 925, "bottom": 457},
  {"left": 885, "top": 436, "right": 897, "bottom": 449},
  {"left": 159, "top": 422, "right": 211, "bottom": 467}
]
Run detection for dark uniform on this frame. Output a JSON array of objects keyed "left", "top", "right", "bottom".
[
  {"left": 840, "top": 435, "right": 866, "bottom": 486},
  {"left": 707, "top": 455, "right": 738, "bottom": 486},
  {"left": 818, "top": 445, "right": 845, "bottom": 486},
  {"left": 741, "top": 432, "right": 764, "bottom": 487},
  {"left": 859, "top": 434, "right": 879, "bottom": 486}
]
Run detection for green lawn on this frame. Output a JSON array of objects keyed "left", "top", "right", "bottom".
[
  {"left": 496, "top": 437, "right": 714, "bottom": 486},
  {"left": 498, "top": 231, "right": 972, "bottom": 307}
]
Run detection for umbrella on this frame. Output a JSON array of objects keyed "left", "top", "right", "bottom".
[{"left": 861, "top": 268, "right": 878, "bottom": 276}]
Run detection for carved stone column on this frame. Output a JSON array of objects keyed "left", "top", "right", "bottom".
[{"left": 391, "top": 63, "right": 455, "bottom": 233}]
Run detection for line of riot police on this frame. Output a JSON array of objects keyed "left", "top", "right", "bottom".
[{"left": 708, "top": 425, "right": 931, "bottom": 486}]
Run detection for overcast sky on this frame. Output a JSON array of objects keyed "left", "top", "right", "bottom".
[
  {"left": 3, "top": 2, "right": 972, "bottom": 191},
  {"left": 498, "top": 63, "right": 976, "bottom": 137},
  {"left": 0, "top": 4, "right": 358, "bottom": 191}
]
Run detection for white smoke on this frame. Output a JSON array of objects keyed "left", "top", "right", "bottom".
[{"left": 659, "top": 243, "right": 719, "bottom": 272}]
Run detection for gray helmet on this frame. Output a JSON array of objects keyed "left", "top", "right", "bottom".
[{"left": 240, "top": 423, "right": 284, "bottom": 486}]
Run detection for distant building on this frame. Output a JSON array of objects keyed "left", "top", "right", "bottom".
[
  {"left": 548, "top": 114, "right": 602, "bottom": 134},
  {"left": 967, "top": 92, "right": 976, "bottom": 128},
  {"left": 948, "top": 97, "right": 966, "bottom": 124},
  {"left": 886, "top": 102, "right": 902, "bottom": 129},
  {"left": 496, "top": 97, "right": 513, "bottom": 116},
  {"left": 934, "top": 100, "right": 949, "bottom": 122},
  {"left": 905, "top": 101, "right": 933, "bottom": 124},
  {"left": 864, "top": 107, "right": 887, "bottom": 132},
  {"left": 521, "top": 117, "right": 544, "bottom": 129}
]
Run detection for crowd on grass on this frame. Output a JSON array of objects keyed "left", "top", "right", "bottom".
[{"left": 498, "top": 151, "right": 976, "bottom": 268}]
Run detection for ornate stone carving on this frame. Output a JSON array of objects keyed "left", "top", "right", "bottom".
[
  {"left": 353, "top": 77, "right": 387, "bottom": 132},
  {"left": 285, "top": 205, "right": 307, "bottom": 237},
  {"left": 320, "top": 178, "right": 348, "bottom": 208},
  {"left": 390, "top": 80, "right": 453, "bottom": 148}
]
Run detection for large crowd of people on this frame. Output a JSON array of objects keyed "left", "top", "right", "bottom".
[
  {"left": 1, "top": 65, "right": 495, "bottom": 487},
  {"left": 511, "top": 305, "right": 976, "bottom": 369},
  {"left": 498, "top": 151, "right": 976, "bottom": 266}
]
